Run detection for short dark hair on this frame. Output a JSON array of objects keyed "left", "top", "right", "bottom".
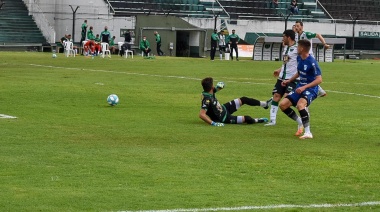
[
  {"left": 283, "top": 29, "right": 295, "bottom": 41},
  {"left": 298, "top": 39, "right": 311, "bottom": 52},
  {"left": 201, "top": 77, "right": 213, "bottom": 92},
  {"left": 295, "top": 20, "right": 303, "bottom": 26}
]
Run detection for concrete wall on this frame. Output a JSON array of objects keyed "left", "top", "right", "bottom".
[
  {"left": 185, "top": 17, "right": 380, "bottom": 38},
  {"left": 135, "top": 15, "right": 207, "bottom": 57},
  {"left": 32, "top": 0, "right": 133, "bottom": 43}
]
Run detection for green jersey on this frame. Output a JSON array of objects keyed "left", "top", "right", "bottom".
[
  {"left": 109, "top": 37, "right": 115, "bottom": 46},
  {"left": 100, "top": 30, "right": 111, "bottom": 43},
  {"left": 81, "top": 22, "right": 87, "bottom": 32},
  {"left": 87, "top": 30, "right": 95, "bottom": 40},
  {"left": 139, "top": 39, "right": 150, "bottom": 50},
  {"left": 227, "top": 33, "right": 240, "bottom": 45},
  {"left": 155, "top": 34, "right": 161, "bottom": 44},
  {"left": 94, "top": 36, "right": 101, "bottom": 43},
  {"left": 297, "top": 31, "right": 317, "bottom": 56}
]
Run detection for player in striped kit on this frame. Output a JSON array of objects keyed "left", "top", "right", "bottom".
[{"left": 265, "top": 29, "right": 303, "bottom": 128}]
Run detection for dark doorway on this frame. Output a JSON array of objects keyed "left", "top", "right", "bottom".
[{"left": 176, "top": 31, "right": 190, "bottom": 57}]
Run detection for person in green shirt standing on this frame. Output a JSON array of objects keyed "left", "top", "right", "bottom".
[
  {"left": 210, "top": 29, "right": 219, "bottom": 61},
  {"left": 139, "top": 36, "right": 151, "bottom": 57},
  {"left": 100, "top": 26, "right": 111, "bottom": 43},
  {"left": 227, "top": 29, "right": 240, "bottom": 61},
  {"left": 154, "top": 31, "right": 164, "bottom": 56},
  {"left": 80, "top": 20, "right": 87, "bottom": 49}
]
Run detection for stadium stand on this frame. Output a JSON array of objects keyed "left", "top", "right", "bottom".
[
  {"left": 319, "top": 0, "right": 380, "bottom": 20},
  {"left": 216, "top": 0, "right": 328, "bottom": 20},
  {"left": 0, "top": 0, "right": 46, "bottom": 45},
  {"left": 217, "top": 0, "right": 276, "bottom": 19},
  {"left": 107, "top": 0, "right": 227, "bottom": 18}
]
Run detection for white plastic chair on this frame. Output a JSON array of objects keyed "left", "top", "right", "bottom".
[
  {"left": 125, "top": 49, "right": 133, "bottom": 58},
  {"left": 101, "top": 42, "right": 111, "bottom": 58},
  {"left": 64, "top": 41, "right": 75, "bottom": 57},
  {"left": 82, "top": 40, "right": 88, "bottom": 55}
]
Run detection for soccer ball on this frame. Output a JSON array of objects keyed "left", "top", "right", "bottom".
[
  {"left": 52, "top": 54, "right": 57, "bottom": 58},
  {"left": 107, "top": 94, "right": 119, "bottom": 106}
]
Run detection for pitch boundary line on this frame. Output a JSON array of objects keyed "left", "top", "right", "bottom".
[
  {"left": 118, "top": 201, "right": 380, "bottom": 212},
  {"left": 0, "top": 114, "right": 17, "bottom": 119},
  {"left": 29, "top": 64, "right": 380, "bottom": 99}
]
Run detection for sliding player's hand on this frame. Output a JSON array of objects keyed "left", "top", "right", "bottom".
[{"left": 211, "top": 121, "right": 224, "bottom": 127}]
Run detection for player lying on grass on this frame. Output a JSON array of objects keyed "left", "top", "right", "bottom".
[
  {"left": 279, "top": 39, "right": 323, "bottom": 139},
  {"left": 199, "top": 77, "right": 270, "bottom": 126}
]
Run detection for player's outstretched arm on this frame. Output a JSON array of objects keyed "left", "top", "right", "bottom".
[{"left": 316, "top": 33, "right": 330, "bottom": 49}]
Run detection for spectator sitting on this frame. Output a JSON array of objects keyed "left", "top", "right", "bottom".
[
  {"left": 109, "top": 36, "right": 116, "bottom": 54},
  {"left": 271, "top": 0, "right": 279, "bottom": 9},
  {"left": 66, "top": 34, "right": 78, "bottom": 55},
  {"left": 139, "top": 36, "right": 151, "bottom": 57},
  {"left": 94, "top": 34, "right": 102, "bottom": 55},
  {"left": 289, "top": 0, "right": 299, "bottom": 14}
]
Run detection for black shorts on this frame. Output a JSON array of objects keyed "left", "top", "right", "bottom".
[
  {"left": 223, "top": 100, "right": 239, "bottom": 124},
  {"left": 219, "top": 45, "right": 226, "bottom": 52},
  {"left": 271, "top": 79, "right": 298, "bottom": 96}
]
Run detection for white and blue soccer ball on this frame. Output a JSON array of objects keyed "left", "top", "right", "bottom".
[
  {"left": 107, "top": 94, "right": 119, "bottom": 106},
  {"left": 52, "top": 53, "right": 57, "bottom": 58}
]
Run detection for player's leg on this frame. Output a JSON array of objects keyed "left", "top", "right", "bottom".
[
  {"left": 317, "top": 85, "right": 327, "bottom": 97},
  {"left": 280, "top": 95, "right": 304, "bottom": 135},
  {"left": 239, "top": 97, "right": 270, "bottom": 108},
  {"left": 235, "top": 47, "right": 239, "bottom": 61},
  {"left": 265, "top": 93, "right": 280, "bottom": 126},
  {"left": 265, "top": 79, "right": 285, "bottom": 126},
  {"left": 219, "top": 46, "right": 223, "bottom": 60},
  {"left": 230, "top": 46, "right": 234, "bottom": 60},
  {"left": 297, "top": 92, "right": 317, "bottom": 139},
  {"left": 226, "top": 115, "right": 267, "bottom": 124}
]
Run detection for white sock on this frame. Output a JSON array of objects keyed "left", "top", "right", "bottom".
[
  {"left": 220, "top": 54, "right": 223, "bottom": 60},
  {"left": 296, "top": 117, "right": 303, "bottom": 126},
  {"left": 305, "top": 126, "right": 311, "bottom": 134},
  {"left": 269, "top": 105, "right": 278, "bottom": 123},
  {"left": 260, "top": 101, "right": 267, "bottom": 107}
]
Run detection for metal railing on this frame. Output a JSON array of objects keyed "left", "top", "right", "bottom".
[
  {"left": 317, "top": 0, "right": 334, "bottom": 20},
  {"left": 105, "top": 0, "right": 115, "bottom": 14},
  {"left": 22, "top": 0, "right": 56, "bottom": 43},
  {"left": 215, "top": 0, "right": 230, "bottom": 18}
]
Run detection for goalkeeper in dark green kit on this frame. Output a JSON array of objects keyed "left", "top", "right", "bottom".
[{"left": 199, "top": 77, "right": 270, "bottom": 126}]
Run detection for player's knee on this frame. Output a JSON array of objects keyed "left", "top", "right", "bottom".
[
  {"left": 273, "top": 93, "right": 282, "bottom": 102},
  {"left": 279, "top": 99, "right": 290, "bottom": 111}
]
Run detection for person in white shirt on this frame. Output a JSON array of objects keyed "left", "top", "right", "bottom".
[
  {"left": 265, "top": 29, "right": 301, "bottom": 127},
  {"left": 218, "top": 30, "right": 227, "bottom": 60}
]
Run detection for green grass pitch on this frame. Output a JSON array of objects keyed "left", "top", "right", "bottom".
[{"left": 0, "top": 52, "right": 379, "bottom": 211}]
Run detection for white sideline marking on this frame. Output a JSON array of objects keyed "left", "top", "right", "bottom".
[
  {"left": 29, "top": 64, "right": 380, "bottom": 99},
  {"left": 325, "top": 90, "right": 380, "bottom": 99},
  {"left": 0, "top": 114, "right": 17, "bottom": 119},
  {"left": 118, "top": 201, "right": 380, "bottom": 212}
]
